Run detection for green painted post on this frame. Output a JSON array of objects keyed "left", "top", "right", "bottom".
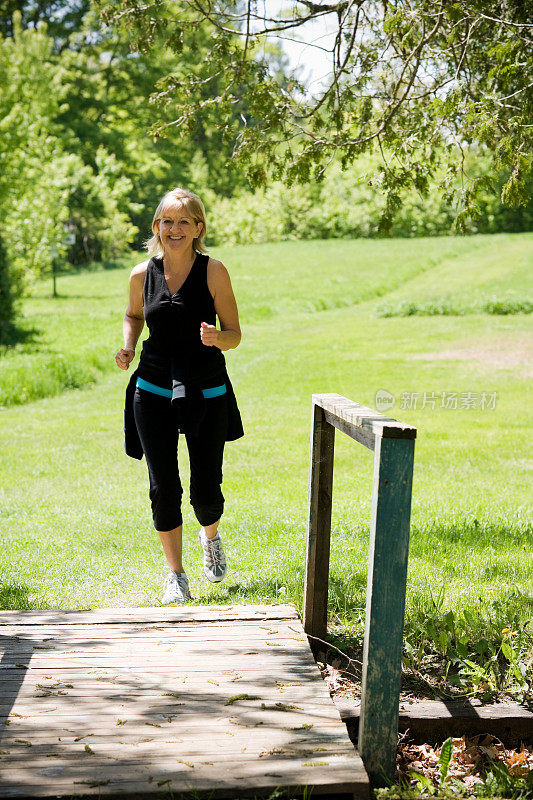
[{"left": 359, "top": 434, "right": 415, "bottom": 786}]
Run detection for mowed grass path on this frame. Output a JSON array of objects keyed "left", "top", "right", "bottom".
[{"left": 0, "top": 233, "right": 531, "bottom": 642}]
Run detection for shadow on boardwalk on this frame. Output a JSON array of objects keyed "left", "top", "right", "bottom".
[{"left": 0, "top": 605, "right": 369, "bottom": 799}]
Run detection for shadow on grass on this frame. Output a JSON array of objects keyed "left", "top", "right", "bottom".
[
  {"left": 197, "top": 576, "right": 295, "bottom": 605},
  {"left": 0, "top": 583, "right": 33, "bottom": 610},
  {"left": 58, "top": 257, "right": 132, "bottom": 275},
  {"left": 35, "top": 292, "right": 115, "bottom": 301},
  {"left": 0, "top": 322, "right": 39, "bottom": 348}
]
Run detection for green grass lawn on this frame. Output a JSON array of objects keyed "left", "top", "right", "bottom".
[{"left": 1, "top": 232, "right": 532, "bottom": 695}]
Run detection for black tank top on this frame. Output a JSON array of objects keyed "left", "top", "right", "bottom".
[
  {"left": 125, "top": 251, "right": 244, "bottom": 446},
  {"left": 138, "top": 252, "right": 225, "bottom": 387}
]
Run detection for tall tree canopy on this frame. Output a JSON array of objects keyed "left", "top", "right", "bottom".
[
  {"left": 100, "top": 0, "right": 532, "bottom": 227},
  {"left": 0, "top": 0, "right": 90, "bottom": 45}
]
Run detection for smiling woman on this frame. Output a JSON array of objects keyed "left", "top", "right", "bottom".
[
  {"left": 145, "top": 189, "right": 208, "bottom": 258},
  {"left": 114, "top": 187, "right": 244, "bottom": 605}
]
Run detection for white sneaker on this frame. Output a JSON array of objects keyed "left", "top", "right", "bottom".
[
  {"left": 199, "top": 530, "right": 227, "bottom": 583},
  {"left": 161, "top": 572, "right": 192, "bottom": 604}
]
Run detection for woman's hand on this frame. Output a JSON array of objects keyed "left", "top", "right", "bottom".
[
  {"left": 200, "top": 321, "right": 219, "bottom": 347},
  {"left": 115, "top": 348, "right": 135, "bottom": 370}
]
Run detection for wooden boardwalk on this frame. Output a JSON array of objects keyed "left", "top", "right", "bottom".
[{"left": 0, "top": 604, "right": 368, "bottom": 799}]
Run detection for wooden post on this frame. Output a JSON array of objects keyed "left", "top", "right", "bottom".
[
  {"left": 303, "top": 393, "right": 416, "bottom": 785},
  {"left": 358, "top": 434, "right": 415, "bottom": 786},
  {"left": 303, "top": 403, "right": 335, "bottom": 638}
]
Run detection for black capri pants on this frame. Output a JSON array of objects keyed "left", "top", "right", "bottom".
[{"left": 133, "top": 386, "right": 227, "bottom": 531}]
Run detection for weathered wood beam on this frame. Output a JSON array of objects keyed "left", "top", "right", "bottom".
[
  {"left": 303, "top": 403, "right": 335, "bottom": 638},
  {"left": 314, "top": 393, "right": 417, "bottom": 441}
]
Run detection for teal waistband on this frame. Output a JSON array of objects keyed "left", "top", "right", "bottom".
[
  {"left": 202, "top": 384, "right": 227, "bottom": 398},
  {"left": 136, "top": 377, "right": 172, "bottom": 397},
  {"left": 136, "top": 377, "right": 227, "bottom": 399}
]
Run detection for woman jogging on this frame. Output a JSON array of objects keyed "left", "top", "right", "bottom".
[{"left": 115, "top": 187, "right": 243, "bottom": 604}]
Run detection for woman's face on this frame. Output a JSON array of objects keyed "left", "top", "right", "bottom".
[{"left": 156, "top": 203, "right": 203, "bottom": 257}]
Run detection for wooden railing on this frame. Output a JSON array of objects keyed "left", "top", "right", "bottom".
[{"left": 303, "top": 393, "right": 417, "bottom": 786}]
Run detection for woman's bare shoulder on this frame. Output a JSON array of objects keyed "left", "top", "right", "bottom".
[
  {"left": 130, "top": 259, "right": 150, "bottom": 283},
  {"left": 207, "top": 256, "right": 230, "bottom": 278}
]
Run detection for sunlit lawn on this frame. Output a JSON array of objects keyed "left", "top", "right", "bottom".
[{"left": 0, "top": 233, "right": 531, "bottom": 650}]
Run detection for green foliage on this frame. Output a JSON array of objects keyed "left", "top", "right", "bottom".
[
  {"left": 476, "top": 760, "right": 533, "bottom": 799},
  {"left": 375, "top": 297, "right": 533, "bottom": 318},
  {"left": 379, "top": 757, "right": 533, "bottom": 799},
  {"left": 66, "top": 147, "right": 139, "bottom": 264},
  {"left": 1, "top": 0, "right": 530, "bottom": 323},
  {"left": 0, "top": 1, "right": 253, "bottom": 291},
  {"left": 482, "top": 298, "right": 533, "bottom": 315},
  {"left": 0, "top": 13, "right": 73, "bottom": 297},
  {"left": 403, "top": 589, "right": 532, "bottom": 703},
  {"left": 99, "top": 0, "right": 533, "bottom": 223},
  {"left": 206, "top": 155, "right": 533, "bottom": 247},
  {"left": 56, "top": 6, "right": 250, "bottom": 250},
  {"left": 410, "top": 737, "right": 454, "bottom": 794},
  {"left": 0, "top": 0, "right": 90, "bottom": 45},
  {"left": 439, "top": 739, "right": 454, "bottom": 786},
  {"left": 0, "top": 349, "right": 106, "bottom": 407},
  {"left": 0, "top": 10, "right": 140, "bottom": 323},
  {"left": 0, "top": 252, "right": 134, "bottom": 403}
]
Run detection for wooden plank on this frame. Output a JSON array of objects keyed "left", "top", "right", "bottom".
[
  {"left": 1, "top": 696, "right": 343, "bottom": 718},
  {"left": 0, "top": 664, "right": 320, "bottom": 681},
  {"left": 1, "top": 705, "right": 342, "bottom": 728},
  {"left": 1, "top": 680, "right": 332, "bottom": 701},
  {"left": 0, "top": 622, "right": 306, "bottom": 638},
  {"left": 0, "top": 719, "right": 347, "bottom": 742},
  {"left": 324, "top": 409, "right": 376, "bottom": 451},
  {"left": 0, "top": 656, "right": 319, "bottom": 671},
  {"left": 0, "top": 635, "right": 310, "bottom": 654},
  {"left": 0, "top": 735, "right": 356, "bottom": 759},
  {"left": 0, "top": 721, "right": 350, "bottom": 744},
  {"left": 0, "top": 753, "right": 368, "bottom": 800},
  {"left": 0, "top": 618, "right": 302, "bottom": 640},
  {"left": 333, "top": 696, "right": 533, "bottom": 748},
  {"left": 303, "top": 403, "right": 335, "bottom": 638},
  {"left": 0, "top": 643, "right": 311, "bottom": 659},
  {"left": 314, "top": 393, "right": 417, "bottom": 440},
  {"left": 0, "top": 604, "right": 298, "bottom": 626},
  {"left": 1, "top": 754, "right": 362, "bottom": 778},
  {"left": 0, "top": 665, "right": 320, "bottom": 682},
  {"left": 2, "top": 688, "right": 326, "bottom": 704},
  {"left": 359, "top": 435, "right": 415, "bottom": 786},
  {"left": 0, "top": 724, "right": 343, "bottom": 744}
]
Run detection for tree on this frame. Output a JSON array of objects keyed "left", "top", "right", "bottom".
[
  {"left": 0, "top": 11, "right": 138, "bottom": 333},
  {"left": 0, "top": 12, "right": 73, "bottom": 308},
  {"left": 55, "top": 5, "right": 252, "bottom": 247},
  {"left": 0, "top": 1, "right": 256, "bottom": 294},
  {"left": 0, "top": 0, "right": 90, "bottom": 49},
  {"left": 99, "top": 0, "right": 533, "bottom": 228}
]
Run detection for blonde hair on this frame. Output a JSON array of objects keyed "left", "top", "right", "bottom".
[{"left": 145, "top": 188, "right": 208, "bottom": 256}]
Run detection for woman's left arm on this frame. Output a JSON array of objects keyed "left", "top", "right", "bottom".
[{"left": 201, "top": 259, "right": 241, "bottom": 352}]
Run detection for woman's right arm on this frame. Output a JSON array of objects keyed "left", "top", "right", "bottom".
[{"left": 115, "top": 263, "right": 147, "bottom": 371}]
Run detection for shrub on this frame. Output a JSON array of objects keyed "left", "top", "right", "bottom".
[{"left": 375, "top": 296, "right": 532, "bottom": 318}]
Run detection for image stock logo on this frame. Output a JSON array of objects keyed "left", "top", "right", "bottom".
[
  {"left": 375, "top": 389, "right": 395, "bottom": 412},
  {"left": 374, "top": 389, "right": 498, "bottom": 412}
]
